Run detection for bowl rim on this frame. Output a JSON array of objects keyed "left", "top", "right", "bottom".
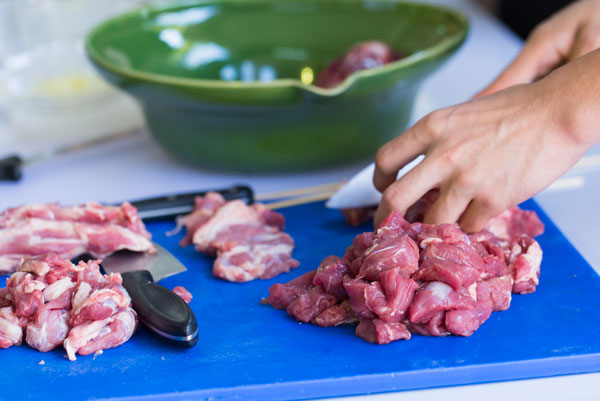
[{"left": 85, "top": 0, "right": 469, "bottom": 96}]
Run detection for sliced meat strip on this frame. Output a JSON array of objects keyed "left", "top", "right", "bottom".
[
  {"left": 0, "top": 202, "right": 153, "bottom": 275},
  {"left": 180, "top": 193, "right": 299, "bottom": 282}
]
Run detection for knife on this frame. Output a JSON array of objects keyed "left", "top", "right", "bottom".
[
  {"left": 326, "top": 155, "right": 424, "bottom": 210},
  {"left": 0, "top": 129, "right": 139, "bottom": 182},
  {"left": 325, "top": 152, "right": 586, "bottom": 211},
  {"left": 126, "top": 185, "right": 254, "bottom": 220},
  {"left": 100, "top": 243, "right": 198, "bottom": 347}
]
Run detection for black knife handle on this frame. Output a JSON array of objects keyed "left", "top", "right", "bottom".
[
  {"left": 128, "top": 184, "right": 254, "bottom": 220},
  {"left": 121, "top": 270, "right": 198, "bottom": 347},
  {"left": 0, "top": 155, "right": 23, "bottom": 181}
]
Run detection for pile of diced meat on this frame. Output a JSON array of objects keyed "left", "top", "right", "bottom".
[
  {"left": 316, "top": 41, "right": 402, "bottom": 88},
  {"left": 177, "top": 192, "right": 299, "bottom": 282},
  {"left": 265, "top": 199, "right": 544, "bottom": 344},
  {"left": 0, "top": 202, "right": 154, "bottom": 275},
  {"left": 0, "top": 253, "right": 137, "bottom": 360}
]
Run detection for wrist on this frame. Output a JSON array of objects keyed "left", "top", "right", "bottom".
[{"left": 539, "top": 50, "right": 600, "bottom": 150}]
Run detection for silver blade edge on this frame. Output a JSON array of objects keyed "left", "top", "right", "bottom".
[
  {"left": 100, "top": 242, "right": 186, "bottom": 282},
  {"left": 325, "top": 155, "right": 424, "bottom": 210}
]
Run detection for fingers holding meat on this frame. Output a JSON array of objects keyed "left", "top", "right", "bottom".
[{"left": 374, "top": 50, "right": 600, "bottom": 231}]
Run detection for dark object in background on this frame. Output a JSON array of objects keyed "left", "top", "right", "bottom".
[
  {"left": 499, "top": 0, "right": 573, "bottom": 39},
  {"left": 316, "top": 41, "right": 402, "bottom": 88},
  {"left": 341, "top": 206, "right": 377, "bottom": 227}
]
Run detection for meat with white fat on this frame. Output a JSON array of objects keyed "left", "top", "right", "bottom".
[
  {"left": 179, "top": 192, "right": 299, "bottom": 282},
  {"left": 0, "top": 202, "right": 154, "bottom": 275},
  {"left": 0, "top": 254, "right": 137, "bottom": 359}
]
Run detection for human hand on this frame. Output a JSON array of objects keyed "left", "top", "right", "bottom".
[
  {"left": 373, "top": 50, "right": 600, "bottom": 230},
  {"left": 478, "top": 0, "right": 600, "bottom": 97}
]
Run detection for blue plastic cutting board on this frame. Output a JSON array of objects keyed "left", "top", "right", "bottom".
[{"left": 2, "top": 200, "right": 600, "bottom": 401}]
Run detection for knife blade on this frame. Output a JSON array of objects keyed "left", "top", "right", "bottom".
[
  {"left": 101, "top": 242, "right": 198, "bottom": 347},
  {"left": 326, "top": 155, "right": 424, "bottom": 209}
]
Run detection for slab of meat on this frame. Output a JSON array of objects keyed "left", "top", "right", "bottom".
[
  {"left": 265, "top": 196, "right": 544, "bottom": 344},
  {"left": 316, "top": 41, "right": 403, "bottom": 88},
  {"left": 0, "top": 254, "right": 137, "bottom": 360},
  {"left": 177, "top": 192, "right": 299, "bottom": 282},
  {"left": 0, "top": 202, "right": 154, "bottom": 275}
]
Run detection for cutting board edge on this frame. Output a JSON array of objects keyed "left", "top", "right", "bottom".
[{"left": 99, "top": 353, "right": 600, "bottom": 401}]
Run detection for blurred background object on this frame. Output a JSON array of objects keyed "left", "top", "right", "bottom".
[
  {"left": 477, "top": 0, "right": 573, "bottom": 39},
  {"left": 0, "top": 0, "right": 149, "bottom": 145},
  {"left": 85, "top": 0, "right": 467, "bottom": 172}
]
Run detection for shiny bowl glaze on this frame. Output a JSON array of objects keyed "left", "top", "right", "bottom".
[{"left": 85, "top": 0, "right": 468, "bottom": 172}]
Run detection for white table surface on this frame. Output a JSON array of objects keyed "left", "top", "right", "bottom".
[{"left": 1, "top": 0, "right": 599, "bottom": 399}]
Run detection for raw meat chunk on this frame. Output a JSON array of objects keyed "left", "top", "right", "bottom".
[
  {"left": 0, "top": 202, "right": 153, "bottom": 275},
  {"left": 344, "top": 270, "right": 418, "bottom": 324},
  {"left": 343, "top": 276, "right": 377, "bottom": 320},
  {"left": 178, "top": 193, "right": 227, "bottom": 247},
  {"left": 312, "top": 256, "right": 349, "bottom": 300},
  {"left": 340, "top": 206, "right": 377, "bottom": 227},
  {"left": 0, "top": 287, "right": 10, "bottom": 307},
  {"left": 445, "top": 300, "right": 493, "bottom": 337},
  {"left": 26, "top": 308, "right": 70, "bottom": 352},
  {"left": 509, "top": 236, "right": 543, "bottom": 294},
  {"left": 377, "top": 269, "right": 419, "bottom": 323},
  {"left": 413, "top": 242, "right": 484, "bottom": 290},
  {"left": 173, "top": 286, "right": 192, "bottom": 304},
  {"left": 191, "top": 200, "right": 262, "bottom": 254},
  {"left": 314, "top": 300, "right": 358, "bottom": 327},
  {"left": 316, "top": 41, "right": 402, "bottom": 88},
  {"left": 355, "top": 319, "right": 411, "bottom": 344},
  {"left": 64, "top": 309, "right": 136, "bottom": 361},
  {"left": 486, "top": 207, "right": 545, "bottom": 241},
  {"left": 212, "top": 225, "right": 298, "bottom": 282},
  {"left": 264, "top": 271, "right": 316, "bottom": 310},
  {"left": 409, "top": 282, "right": 477, "bottom": 324},
  {"left": 417, "top": 223, "right": 467, "bottom": 247},
  {"left": 179, "top": 193, "right": 299, "bottom": 282},
  {"left": 287, "top": 287, "right": 337, "bottom": 323},
  {"left": 342, "top": 232, "right": 375, "bottom": 276},
  {"left": 0, "top": 307, "right": 23, "bottom": 348},
  {"left": 406, "top": 310, "right": 450, "bottom": 337},
  {"left": 0, "top": 254, "right": 137, "bottom": 360},
  {"left": 265, "top": 196, "right": 544, "bottom": 344},
  {"left": 476, "top": 276, "right": 513, "bottom": 311},
  {"left": 358, "top": 233, "right": 419, "bottom": 281},
  {"left": 6, "top": 272, "right": 45, "bottom": 317}
]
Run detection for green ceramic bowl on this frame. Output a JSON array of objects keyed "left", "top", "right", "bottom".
[{"left": 85, "top": 0, "right": 468, "bottom": 172}]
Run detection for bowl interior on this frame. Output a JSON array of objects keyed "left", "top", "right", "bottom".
[{"left": 86, "top": 0, "right": 467, "bottom": 86}]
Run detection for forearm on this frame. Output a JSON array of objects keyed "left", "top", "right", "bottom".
[{"left": 531, "top": 48, "right": 600, "bottom": 150}]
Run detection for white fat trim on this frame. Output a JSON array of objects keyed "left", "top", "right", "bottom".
[
  {"left": 23, "top": 280, "right": 46, "bottom": 294},
  {"left": 72, "top": 282, "right": 92, "bottom": 312},
  {"left": 428, "top": 282, "right": 452, "bottom": 300},
  {"left": 43, "top": 278, "right": 75, "bottom": 302},
  {"left": 0, "top": 317, "right": 22, "bottom": 343},
  {"left": 468, "top": 283, "right": 478, "bottom": 300}
]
